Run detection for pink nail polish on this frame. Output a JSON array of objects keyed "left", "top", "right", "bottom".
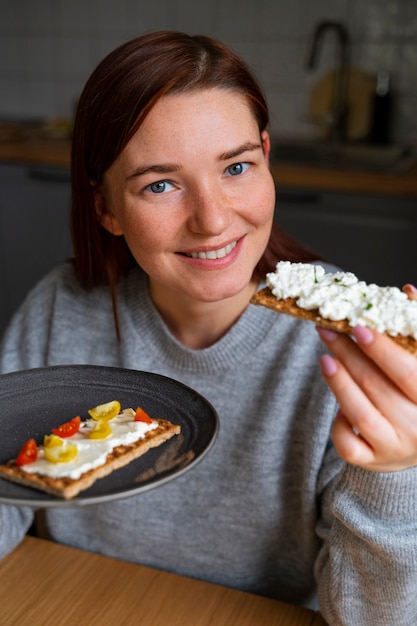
[
  {"left": 316, "top": 327, "right": 338, "bottom": 342},
  {"left": 319, "top": 354, "right": 338, "bottom": 376},
  {"left": 352, "top": 325, "right": 374, "bottom": 345}
]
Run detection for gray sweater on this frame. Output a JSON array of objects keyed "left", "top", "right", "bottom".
[{"left": 1, "top": 262, "right": 417, "bottom": 625}]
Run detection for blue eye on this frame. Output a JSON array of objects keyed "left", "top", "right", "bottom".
[
  {"left": 226, "top": 162, "right": 249, "bottom": 176},
  {"left": 146, "top": 180, "right": 174, "bottom": 194}
]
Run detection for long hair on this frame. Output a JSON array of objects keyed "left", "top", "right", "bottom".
[{"left": 70, "top": 31, "right": 318, "bottom": 326}]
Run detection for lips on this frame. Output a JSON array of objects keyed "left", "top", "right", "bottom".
[{"left": 183, "top": 241, "right": 238, "bottom": 260}]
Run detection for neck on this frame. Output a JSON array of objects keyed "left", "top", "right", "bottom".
[{"left": 149, "top": 279, "right": 259, "bottom": 350}]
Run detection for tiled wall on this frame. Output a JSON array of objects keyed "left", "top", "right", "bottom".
[{"left": 0, "top": 0, "right": 416, "bottom": 145}]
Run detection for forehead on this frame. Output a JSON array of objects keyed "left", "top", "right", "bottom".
[
  {"left": 161, "top": 89, "right": 252, "bottom": 122},
  {"left": 130, "top": 89, "right": 259, "bottom": 148},
  {"left": 103, "top": 89, "right": 262, "bottom": 183}
]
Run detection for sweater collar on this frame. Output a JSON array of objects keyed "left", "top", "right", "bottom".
[{"left": 123, "top": 270, "right": 278, "bottom": 374}]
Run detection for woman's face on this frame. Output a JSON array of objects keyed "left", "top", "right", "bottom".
[{"left": 98, "top": 88, "right": 275, "bottom": 304}]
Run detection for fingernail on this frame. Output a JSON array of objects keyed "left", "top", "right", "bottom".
[
  {"left": 319, "top": 354, "right": 338, "bottom": 376},
  {"left": 316, "top": 326, "right": 338, "bottom": 342},
  {"left": 352, "top": 325, "right": 374, "bottom": 346}
]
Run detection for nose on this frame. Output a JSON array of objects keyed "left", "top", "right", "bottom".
[{"left": 186, "top": 182, "right": 234, "bottom": 236}]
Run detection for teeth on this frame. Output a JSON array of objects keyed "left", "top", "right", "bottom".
[{"left": 189, "top": 241, "right": 237, "bottom": 260}]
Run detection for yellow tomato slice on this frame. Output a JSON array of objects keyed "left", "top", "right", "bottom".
[
  {"left": 44, "top": 434, "right": 65, "bottom": 448},
  {"left": 88, "top": 420, "right": 112, "bottom": 440},
  {"left": 43, "top": 440, "right": 78, "bottom": 463},
  {"left": 88, "top": 400, "right": 121, "bottom": 422}
]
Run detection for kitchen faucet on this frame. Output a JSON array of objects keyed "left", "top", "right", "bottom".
[{"left": 307, "top": 20, "right": 350, "bottom": 142}]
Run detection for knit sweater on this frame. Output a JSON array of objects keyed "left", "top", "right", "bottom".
[{"left": 1, "top": 262, "right": 417, "bottom": 625}]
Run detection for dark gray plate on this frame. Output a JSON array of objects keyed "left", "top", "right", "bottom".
[{"left": 0, "top": 365, "right": 218, "bottom": 508}]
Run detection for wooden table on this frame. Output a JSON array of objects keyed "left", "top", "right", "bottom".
[{"left": 0, "top": 536, "right": 327, "bottom": 625}]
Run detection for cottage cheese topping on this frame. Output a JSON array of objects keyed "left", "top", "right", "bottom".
[
  {"left": 266, "top": 261, "right": 417, "bottom": 339},
  {"left": 23, "top": 409, "right": 158, "bottom": 479}
]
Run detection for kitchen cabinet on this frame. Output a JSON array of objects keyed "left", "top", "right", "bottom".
[
  {"left": 274, "top": 187, "right": 417, "bottom": 287},
  {"left": 0, "top": 163, "right": 72, "bottom": 338}
]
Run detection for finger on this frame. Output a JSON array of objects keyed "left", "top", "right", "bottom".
[
  {"left": 350, "top": 326, "right": 417, "bottom": 405},
  {"left": 318, "top": 325, "right": 417, "bottom": 407},
  {"left": 331, "top": 407, "right": 417, "bottom": 471},
  {"left": 319, "top": 354, "right": 396, "bottom": 447},
  {"left": 318, "top": 355, "right": 417, "bottom": 470},
  {"left": 331, "top": 408, "right": 376, "bottom": 466},
  {"left": 318, "top": 329, "right": 417, "bottom": 471},
  {"left": 403, "top": 283, "right": 417, "bottom": 301},
  {"left": 317, "top": 329, "right": 410, "bottom": 418}
]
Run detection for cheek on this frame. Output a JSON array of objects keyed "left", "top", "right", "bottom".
[
  {"left": 248, "top": 175, "right": 276, "bottom": 227},
  {"left": 119, "top": 210, "right": 175, "bottom": 265}
]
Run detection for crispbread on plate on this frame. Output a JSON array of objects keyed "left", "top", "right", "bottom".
[
  {"left": 0, "top": 418, "right": 180, "bottom": 500},
  {"left": 251, "top": 286, "right": 417, "bottom": 356}
]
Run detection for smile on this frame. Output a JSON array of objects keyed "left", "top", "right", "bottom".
[{"left": 184, "top": 241, "right": 238, "bottom": 260}]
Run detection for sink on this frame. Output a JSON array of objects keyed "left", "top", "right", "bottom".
[{"left": 271, "top": 140, "right": 415, "bottom": 173}]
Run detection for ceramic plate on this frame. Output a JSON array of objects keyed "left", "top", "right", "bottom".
[{"left": 0, "top": 365, "right": 218, "bottom": 508}]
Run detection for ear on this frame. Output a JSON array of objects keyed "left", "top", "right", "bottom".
[
  {"left": 93, "top": 187, "right": 124, "bottom": 236},
  {"left": 261, "top": 130, "right": 271, "bottom": 165}
]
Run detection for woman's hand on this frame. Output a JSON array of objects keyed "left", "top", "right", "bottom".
[{"left": 317, "top": 323, "right": 417, "bottom": 472}]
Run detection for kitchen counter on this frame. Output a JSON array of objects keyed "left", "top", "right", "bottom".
[
  {"left": 0, "top": 138, "right": 71, "bottom": 168},
  {"left": 270, "top": 161, "right": 417, "bottom": 198},
  {"left": 0, "top": 137, "right": 416, "bottom": 197}
]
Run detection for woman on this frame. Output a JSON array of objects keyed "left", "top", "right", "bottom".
[{"left": 2, "top": 31, "right": 417, "bottom": 625}]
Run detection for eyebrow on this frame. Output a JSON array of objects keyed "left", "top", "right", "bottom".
[
  {"left": 126, "top": 163, "right": 181, "bottom": 181},
  {"left": 219, "top": 141, "right": 262, "bottom": 161},
  {"left": 125, "top": 141, "right": 262, "bottom": 181}
]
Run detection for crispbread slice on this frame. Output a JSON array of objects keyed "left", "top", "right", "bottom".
[
  {"left": 0, "top": 418, "right": 180, "bottom": 500},
  {"left": 251, "top": 287, "right": 417, "bottom": 355}
]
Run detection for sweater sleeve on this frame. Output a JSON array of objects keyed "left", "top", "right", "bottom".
[
  {"left": 0, "top": 309, "right": 40, "bottom": 558},
  {"left": 0, "top": 505, "right": 34, "bottom": 559},
  {"left": 315, "top": 458, "right": 417, "bottom": 625},
  {"left": 0, "top": 274, "right": 57, "bottom": 557}
]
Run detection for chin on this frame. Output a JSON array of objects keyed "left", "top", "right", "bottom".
[{"left": 192, "top": 276, "right": 254, "bottom": 303}]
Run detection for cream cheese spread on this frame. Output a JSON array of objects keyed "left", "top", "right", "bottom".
[
  {"left": 266, "top": 261, "right": 417, "bottom": 339},
  {"left": 23, "top": 409, "right": 158, "bottom": 480}
]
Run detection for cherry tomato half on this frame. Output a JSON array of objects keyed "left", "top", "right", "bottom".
[
  {"left": 134, "top": 407, "right": 152, "bottom": 424},
  {"left": 16, "top": 438, "right": 38, "bottom": 466},
  {"left": 51, "top": 416, "right": 81, "bottom": 438}
]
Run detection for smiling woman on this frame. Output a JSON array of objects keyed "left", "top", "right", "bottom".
[
  {"left": 70, "top": 31, "right": 317, "bottom": 338},
  {"left": 2, "top": 31, "right": 417, "bottom": 626}
]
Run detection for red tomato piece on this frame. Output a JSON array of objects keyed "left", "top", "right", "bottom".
[
  {"left": 16, "top": 438, "right": 38, "bottom": 466},
  {"left": 51, "top": 416, "right": 81, "bottom": 438},
  {"left": 134, "top": 407, "right": 152, "bottom": 424}
]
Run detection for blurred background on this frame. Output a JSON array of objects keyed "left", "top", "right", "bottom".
[
  {"left": 0, "top": 0, "right": 417, "bottom": 335},
  {"left": 1, "top": 0, "right": 416, "bottom": 142}
]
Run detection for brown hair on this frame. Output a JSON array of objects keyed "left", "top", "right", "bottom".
[{"left": 70, "top": 31, "right": 318, "bottom": 316}]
